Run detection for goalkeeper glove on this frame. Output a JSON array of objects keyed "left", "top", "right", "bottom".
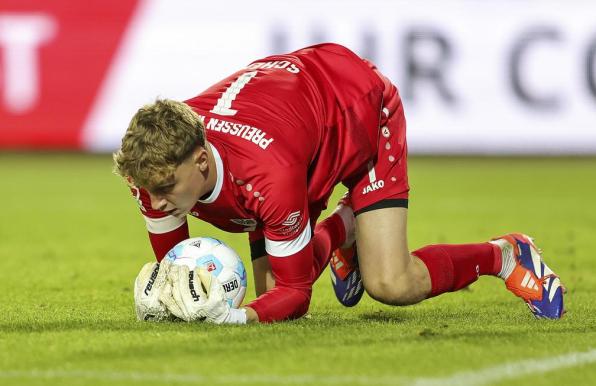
[
  {"left": 133, "top": 260, "right": 174, "bottom": 322},
  {"left": 166, "top": 265, "right": 247, "bottom": 324}
]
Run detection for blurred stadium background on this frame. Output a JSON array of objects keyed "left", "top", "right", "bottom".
[
  {"left": 2, "top": 1, "right": 596, "bottom": 385},
  {"left": 2, "top": 0, "right": 595, "bottom": 153}
]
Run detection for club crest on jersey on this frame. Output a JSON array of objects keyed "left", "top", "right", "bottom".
[{"left": 362, "top": 180, "right": 385, "bottom": 195}]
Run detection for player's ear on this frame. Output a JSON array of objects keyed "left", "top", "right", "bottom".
[{"left": 193, "top": 146, "right": 209, "bottom": 172}]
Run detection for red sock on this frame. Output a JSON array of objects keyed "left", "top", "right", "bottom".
[
  {"left": 412, "top": 243, "right": 501, "bottom": 298},
  {"left": 311, "top": 214, "right": 345, "bottom": 281}
]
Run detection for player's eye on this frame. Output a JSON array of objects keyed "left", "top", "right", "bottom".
[{"left": 153, "top": 183, "right": 175, "bottom": 195}]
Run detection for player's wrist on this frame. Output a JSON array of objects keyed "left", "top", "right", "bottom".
[
  {"left": 242, "top": 306, "right": 259, "bottom": 323},
  {"left": 223, "top": 307, "right": 248, "bottom": 324}
]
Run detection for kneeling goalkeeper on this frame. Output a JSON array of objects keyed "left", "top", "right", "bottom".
[{"left": 114, "top": 43, "right": 565, "bottom": 324}]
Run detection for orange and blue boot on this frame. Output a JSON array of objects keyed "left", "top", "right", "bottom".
[
  {"left": 329, "top": 194, "right": 364, "bottom": 307},
  {"left": 490, "top": 233, "right": 565, "bottom": 319},
  {"left": 330, "top": 245, "right": 364, "bottom": 307}
]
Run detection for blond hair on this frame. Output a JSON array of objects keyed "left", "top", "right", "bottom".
[{"left": 113, "top": 99, "right": 205, "bottom": 192}]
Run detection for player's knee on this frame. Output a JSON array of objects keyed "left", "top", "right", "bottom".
[
  {"left": 363, "top": 275, "right": 410, "bottom": 306},
  {"left": 363, "top": 273, "right": 424, "bottom": 306}
]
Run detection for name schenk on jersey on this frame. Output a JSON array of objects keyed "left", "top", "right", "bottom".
[
  {"left": 198, "top": 115, "right": 274, "bottom": 150},
  {"left": 246, "top": 60, "right": 300, "bottom": 74}
]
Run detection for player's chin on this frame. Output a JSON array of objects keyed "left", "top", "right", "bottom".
[{"left": 172, "top": 209, "right": 189, "bottom": 219}]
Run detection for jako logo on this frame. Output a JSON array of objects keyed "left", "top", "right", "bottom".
[{"left": 362, "top": 180, "right": 384, "bottom": 194}]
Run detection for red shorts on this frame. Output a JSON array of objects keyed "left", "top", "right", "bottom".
[
  {"left": 343, "top": 68, "right": 409, "bottom": 215},
  {"left": 249, "top": 66, "right": 408, "bottom": 259}
]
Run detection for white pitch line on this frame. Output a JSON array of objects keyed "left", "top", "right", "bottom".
[
  {"left": 412, "top": 348, "right": 596, "bottom": 386},
  {"left": 1, "top": 349, "right": 595, "bottom": 386}
]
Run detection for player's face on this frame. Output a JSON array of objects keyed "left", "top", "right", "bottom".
[{"left": 147, "top": 147, "right": 212, "bottom": 218}]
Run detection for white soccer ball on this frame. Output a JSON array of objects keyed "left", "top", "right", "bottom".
[{"left": 164, "top": 237, "right": 247, "bottom": 308}]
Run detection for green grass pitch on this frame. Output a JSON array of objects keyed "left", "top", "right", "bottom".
[{"left": 1, "top": 153, "right": 595, "bottom": 386}]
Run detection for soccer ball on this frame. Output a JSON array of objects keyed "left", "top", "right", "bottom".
[{"left": 164, "top": 237, "right": 247, "bottom": 308}]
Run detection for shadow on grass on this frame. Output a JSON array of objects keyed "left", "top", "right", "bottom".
[
  {"left": 1, "top": 316, "right": 333, "bottom": 334},
  {"left": 359, "top": 310, "right": 410, "bottom": 323},
  {"left": 3, "top": 308, "right": 590, "bottom": 337}
]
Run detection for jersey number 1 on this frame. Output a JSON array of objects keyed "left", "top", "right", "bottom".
[{"left": 210, "top": 71, "right": 258, "bottom": 116}]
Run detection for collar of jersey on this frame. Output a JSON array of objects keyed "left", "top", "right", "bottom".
[{"left": 198, "top": 141, "right": 224, "bottom": 204}]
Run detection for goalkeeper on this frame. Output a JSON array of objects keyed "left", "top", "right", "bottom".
[{"left": 115, "top": 43, "right": 564, "bottom": 324}]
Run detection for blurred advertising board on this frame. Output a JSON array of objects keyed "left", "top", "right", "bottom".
[{"left": 1, "top": 0, "right": 595, "bottom": 153}]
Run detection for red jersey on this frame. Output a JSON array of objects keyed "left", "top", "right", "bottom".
[{"left": 129, "top": 43, "right": 397, "bottom": 322}]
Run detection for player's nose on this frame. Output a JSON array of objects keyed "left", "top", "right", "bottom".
[{"left": 149, "top": 192, "right": 168, "bottom": 211}]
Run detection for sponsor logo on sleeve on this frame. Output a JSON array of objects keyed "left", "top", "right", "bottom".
[
  {"left": 280, "top": 210, "right": 302, "bottom": 235},
  {"left": 282, "top": 211, "right": 301, "bottom": 226}
]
